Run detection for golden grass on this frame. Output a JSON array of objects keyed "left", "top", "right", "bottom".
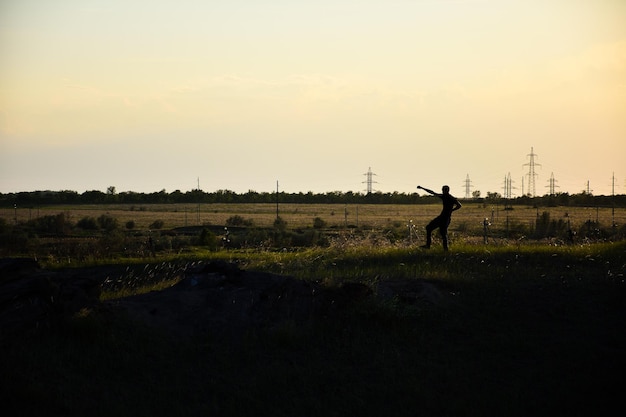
[{"left": 2, "top": 202, "right": 625, "bottom": 234}]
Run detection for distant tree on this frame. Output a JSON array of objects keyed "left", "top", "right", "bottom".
[
  {"left": 107, "top": 186, "right": 117, "bottom": 195},
  {"left": 472, "top": 190, "right": 481, "bottom": 199},
  {"left": 82, "top": 190, "right": 106, "bottom": 204}
]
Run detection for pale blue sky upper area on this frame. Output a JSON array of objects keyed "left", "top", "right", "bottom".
[{"left": 1, "top": 0, "right": 625, "bottom": 195}]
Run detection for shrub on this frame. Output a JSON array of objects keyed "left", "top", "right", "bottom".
[
  {"left": 226, "top": 215, "right": 245, "bottom": 226},
  {"left": 77, "top": 216, "right": 99, "bottom": 230},
  {"left": 226, "top": 215, "right": 254, "bottom": 227},
  {"left": 97, "top": 214, "right": 118, "bottom": 232},
  {"left": 274, "top": 216, "right": 287, "bottom": 232},
  {"left": 149, "top": 220, "right": 164, "bottom": 229},
  {"left": 313, "top": 217, "right": 327, "bottom": 229},
  {"left": 29, "top": 213, "right": 71, "bottom": 235},
  {"left": 98, "top": 230, "right": 125, "bottom": 255},
  {"left": 197, "top": 228, "right": 218, "bottom": 251},
  {"left": 125, "top": 220, "right": 135, "bottom": 230}
]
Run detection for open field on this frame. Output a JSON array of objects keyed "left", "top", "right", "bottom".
[
  {"left": 1, "top": 202, "right": 625, "bottom": 416},
  {"left": 3, "top": 202, "right": 625, "bottom": 235}
]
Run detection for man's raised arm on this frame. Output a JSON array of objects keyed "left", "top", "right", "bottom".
[{"left": 417, "top": 185, "right": 437, "bottom": 195}]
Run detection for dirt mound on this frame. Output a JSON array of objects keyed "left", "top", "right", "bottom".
[
  {"left": 109, "top": 261, "right": 374, "bottom": 338},
  {"left": 1, "top": 258, "right": 446, "bottom": 341},
  {"left": 0, "top": 258, "right": 101, "bottom": 340}
]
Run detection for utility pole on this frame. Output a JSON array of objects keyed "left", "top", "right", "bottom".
[
  {"left": 523, "top": 147, "right": 541, "bottom": 197},
  {"left": 363, "top": 167, "right": 377, "bottom": 194},
  {"left": 612, "top": 172, "right": 616, "bottom": 227},
  {"left": 276, "top": 180, "right": 279, "bottom": 220},
  {"left": 196, "top": 177, "right": 201, "bottom": 225}
]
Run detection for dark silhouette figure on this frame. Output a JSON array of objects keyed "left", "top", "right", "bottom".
[{"left": 417, "top": 185, "right": 462, "bottom": 251}]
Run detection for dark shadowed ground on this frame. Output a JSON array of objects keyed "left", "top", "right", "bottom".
[{"left": 1, "top": 253, "right": 624, "bottom": 417}]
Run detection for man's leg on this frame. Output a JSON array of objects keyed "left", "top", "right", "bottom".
[
  {"left": 440, "top": 228, "right": 448, "bottom": 251},
  {"left": 423, "top": 219, "right": 436, "bottom": 248},
  {"left": 440, "top": 218, "right": 451, "bottom": 251}
]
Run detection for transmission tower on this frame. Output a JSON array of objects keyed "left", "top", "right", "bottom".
[
  {"left": 546, "top": 172, "right": 559, "bottom": 196},
  {"left": 462, "top": 174, "right": 473, "bottom": 199},
  {"left": 585, "top": 180, "right": 593, "bottom": 195},
  {"left": 502, "top": 172, "right": 515, "bottom": 199},
  {"left": 523, "top": 147, "right": 541, "bottom": 196},
  {"left": 362, "top": 167, "right": 378, "bottom": 194}
]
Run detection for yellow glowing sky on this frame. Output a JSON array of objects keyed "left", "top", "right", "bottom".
[{"left": 1, "top": 0, "right": 625, "bottom": 196}]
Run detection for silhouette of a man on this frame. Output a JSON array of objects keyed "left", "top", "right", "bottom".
[{"left": 417, "top": 185, "right": 462, "bottom": 251}]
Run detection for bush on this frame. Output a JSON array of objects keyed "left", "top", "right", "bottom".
[
  {"left": 98, "top": 230, "right": 125, "bottom": 256},
  {"left": 197, "top": 228, "right": 218, "bottom": 251},
  {"left": 149, "top": 220, "right": 164, "bottom": 229},
  {"left": 274, "top": 216, "right": 287, "bottom": 232},
  {"left": 313, "top": 217, "right": 327, "bottom": 229},
  {"left": 77, "top": 216, "right": 99, "bottom": 230},
  {"left": 29, "top": 213, "right": 71, "bottom": 235},
  {"left": 126, "top": 220, "right": 135, "bottom": 230},
  {"left": 226, "top": 215, "right": 254, "bottom": 227},
  {"left": 97, "top": 214, "right": 118, "bottom": 232},
  {"left": 226, "top": 215, "right": 245, "bottom": 226}
]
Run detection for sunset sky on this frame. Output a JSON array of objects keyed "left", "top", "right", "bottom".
[{"left": 1, "top": 0, "right": 625, "bottom": 196}]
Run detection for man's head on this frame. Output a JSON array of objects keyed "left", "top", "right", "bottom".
[{"left": 442, "top": 185, "right": 450, "bottom": 194}]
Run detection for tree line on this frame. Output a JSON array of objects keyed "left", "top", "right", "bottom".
[{"left": 1, "top": 188, "right": 624, "bottom": 208}]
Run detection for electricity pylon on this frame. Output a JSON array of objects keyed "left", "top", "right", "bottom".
[
  {"left": 363, "top": 167, "right": 378, "bottom": 194},
  {"left": 463, "top": 174, "right": 473, "bottom": 199},
  {"left": 523, "top": 147, "right": 541, "bottom": 196},
  {"left": 546, "top": 172, "right": 559, "bottom": 196}
]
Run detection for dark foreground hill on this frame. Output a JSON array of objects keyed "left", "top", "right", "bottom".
[{"left": 0, "top": 255, "right": 624, "bottom": 417}]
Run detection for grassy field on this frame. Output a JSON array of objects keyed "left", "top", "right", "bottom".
[
  {"left": 1, "top": 203, "right": 625, "bottom": 415},
  {"left": 3, "top": 201, "right": 625, "bottom": 234},
  {"left": 1, "top": 241, "right": 625, "bottom": 416}
]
